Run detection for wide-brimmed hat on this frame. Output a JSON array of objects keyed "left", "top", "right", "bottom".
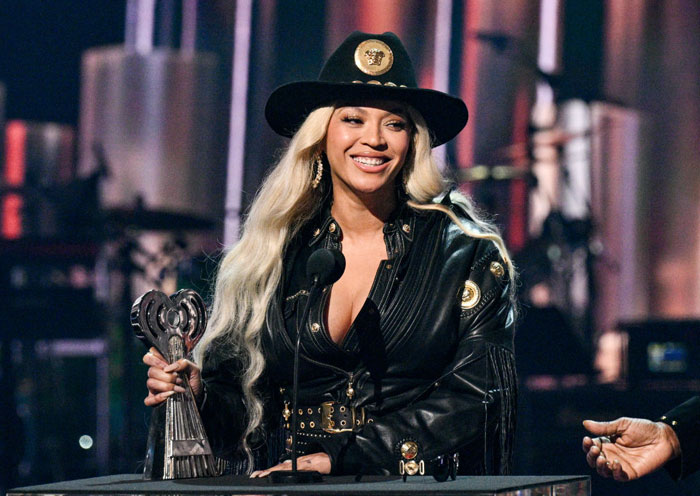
[{"left": 265, "top": 31, "right": 468, "bottom": 147}]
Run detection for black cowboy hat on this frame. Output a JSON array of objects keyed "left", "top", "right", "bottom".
[{"left": 265, "top": 31, "right": 468, "bottom": 147}]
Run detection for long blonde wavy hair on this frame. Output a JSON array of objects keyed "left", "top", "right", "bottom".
[{"left": 193, "top": 103, "right": 515, "bottom": 469}]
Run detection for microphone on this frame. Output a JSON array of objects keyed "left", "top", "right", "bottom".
[
  {"left": 270, "top": 248, "right": 345, "bottom": 484},
  {"left": 306, "top": 247, "right": 346, "bottom": 286}
]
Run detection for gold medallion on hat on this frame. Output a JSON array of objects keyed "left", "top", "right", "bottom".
[{"left": 354, "top": 39, "right": 393, "bottom": 76}]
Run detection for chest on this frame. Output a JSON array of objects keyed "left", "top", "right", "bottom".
[
  {"left": 265, "top": 213, "right": 467, "bottom": 389},
  {"left": 326, "top": 241, "right": 387, "bottom": 345}
]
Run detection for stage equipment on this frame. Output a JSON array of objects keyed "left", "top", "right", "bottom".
[
  {"left": 619, "top": 319, "right": 700, "bottom": 388},
  {"left": 78, "top": 47, "right": 225, "bottom": 228},
  {"left": 1, "top": 121, "right": 76, "bottom": 239},
  {"left": 456, "top": 164, "right": 534, "bottom": 183},
  {"left": 131, "top": 289, "right": 219, "bottom": 479}
]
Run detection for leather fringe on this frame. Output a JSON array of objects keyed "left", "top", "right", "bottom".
[{"left": 488, "top": 345, "right": 518, "bottom": 474}]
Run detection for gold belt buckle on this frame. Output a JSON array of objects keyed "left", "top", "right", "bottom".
[{"left": 321, "top": 401, "right": 356, "bottom": 433}]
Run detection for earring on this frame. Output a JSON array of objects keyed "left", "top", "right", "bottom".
[{"left": 311, "top": 153, "right": 323, "bottom": 189}]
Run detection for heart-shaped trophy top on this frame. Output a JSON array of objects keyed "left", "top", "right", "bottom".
[{"left": 131, "top": 289, "right": 207, "bottom": 362}]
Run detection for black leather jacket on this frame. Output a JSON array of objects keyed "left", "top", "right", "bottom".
[{"left": 198, "top": 197, "right": 517, "bottom": 476}]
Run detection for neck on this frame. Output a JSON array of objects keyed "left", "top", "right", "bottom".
[{"left": 330, "top": 187, "right": 398, "bottom": 238}]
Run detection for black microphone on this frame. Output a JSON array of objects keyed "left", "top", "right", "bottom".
[
  {"left": 306, "top": 247, "right": 346, "bottom": 286},
  {"left": 270, "top": 248, "right": 345, "bottom": 484}
]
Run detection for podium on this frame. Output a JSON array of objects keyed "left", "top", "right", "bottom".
[{"left": 8, "top": 474, "right": 589, "bottom": 495}]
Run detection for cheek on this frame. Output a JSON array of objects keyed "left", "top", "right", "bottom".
[
  {"left": 393, "top": 135, "right": 412, "bottom": 163},
  {"left": 325, "top": 120, "right": 354, "bottom": 155},
  {"left": 325, "top": 138, "right": 349, "bottom": 164}
]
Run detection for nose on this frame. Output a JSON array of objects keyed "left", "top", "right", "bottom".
[{"left": 361, "top": 122, "right": 387, "bottom": 149}]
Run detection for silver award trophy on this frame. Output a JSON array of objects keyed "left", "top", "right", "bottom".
[{"left": 131, "top": 289, "right": 220, "bottom": 479}]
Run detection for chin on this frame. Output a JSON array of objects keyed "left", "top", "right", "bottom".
[{"left": 353, "top": 185, "right": 396, "bottom": 200}]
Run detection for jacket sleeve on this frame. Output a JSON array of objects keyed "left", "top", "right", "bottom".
[
  {"left": 322, "top": 240, "right": 517, "bottom": 475},
  {"left": 197, "top": 346, "right": 249, "bottom": 459},
  {"left": 661, "top": 396, "right": 700, "bottom": 479}
]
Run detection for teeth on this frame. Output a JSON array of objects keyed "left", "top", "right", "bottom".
[{"left": 353, "top": 156, "right": 386, "bottom": 166}]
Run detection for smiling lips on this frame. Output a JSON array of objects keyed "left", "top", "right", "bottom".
[{"left": 351, "top": 155, "right": 391, "bottom": 172}]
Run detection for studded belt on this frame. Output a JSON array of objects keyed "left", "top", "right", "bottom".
[
  {"left": 283, "top": 401, "right": 371, "bottom": 434},
  {"left": 281, "top": 401, "right": 372, "bottom": 456}
]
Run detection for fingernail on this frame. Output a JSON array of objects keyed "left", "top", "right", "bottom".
[
  {"left": 174, "top": 385, "right": 186, "bottom": 393},
  {"left": 164, "top": 364, "right": 176, "bottom": 372},
  {"left": 163, "top": 390, "right": 176, "bottom": 397}
]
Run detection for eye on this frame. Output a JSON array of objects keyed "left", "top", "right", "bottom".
[
  {"left": 386, "top": 120, "right": 408, "bottom": 131},
  {"left": 341, "top": 115, "right": 363, "bottom": 125}
]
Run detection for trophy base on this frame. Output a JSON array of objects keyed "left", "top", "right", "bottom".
[{"left": 269, "top": 470, "right": 323, "bottom": 483}]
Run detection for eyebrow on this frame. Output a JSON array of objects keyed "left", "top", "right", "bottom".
[{"left": 342, "top": 106, "right": 408, "bottom": 118}]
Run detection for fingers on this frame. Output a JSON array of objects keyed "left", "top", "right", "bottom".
[
  {"left": 582, "top": 419, "right": 623, "bottom": 437},
  {"left": 595, "top": 449, "right": 614, "bottom": 478},
  {"left": 610, "top": 459, "right": 630, "bottom": 481},
  {"left": 147, "top": 364, "right": 185, "bottom": 389},
  {"left": 248, "top": 455, "right": 323, "bottom": 478},
  {"left": 143, "top": 379, "right": 184, "bottom": 406},
  {"left": 586, "top": 441, "right": 602, "bottom": 469},
  {"left": 144, "top": 390, "right": 175, "bottom": 406},
  {"left": 164, "top": 358, "right": 197, "bottom": 374},
  {"left": 249, "top": 459, "right": 292, "bottom": 478},
  {"left": 146, "top": 376, "right": 185, "bottom": 394},
  {"left": 144, "top": 353, "right": 192, "bottom": 407},
  {"left": 143, "top": 348, "right": 169, "bottom": 368}
]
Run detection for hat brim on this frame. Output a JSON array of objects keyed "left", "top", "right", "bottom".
[{"left": 265, "top": 81, "right": 468, "bottom": 147}]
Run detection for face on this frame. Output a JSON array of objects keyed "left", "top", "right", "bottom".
[{"left": 324, "top": 101, "right": 412, "bottom": 201}]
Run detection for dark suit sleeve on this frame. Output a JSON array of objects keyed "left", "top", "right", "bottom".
[{"left": 660, "top": 396, "right": 700, "bottom": 479}]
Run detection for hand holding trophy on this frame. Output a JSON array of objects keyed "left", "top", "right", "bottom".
[{"left": 131, "top": 289, "right": 220, "bottom": 479}]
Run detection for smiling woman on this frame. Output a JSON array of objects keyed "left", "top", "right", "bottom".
[
  {"left": 325, "top": 103, "right": 411, "bottom": 200},
  {"left": 142, "top": 31, "right": 518, "bottom": 479}
]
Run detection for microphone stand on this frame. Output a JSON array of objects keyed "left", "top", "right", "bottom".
[{"left": 269, "top": 276, "right": 324, "bottom": 483}]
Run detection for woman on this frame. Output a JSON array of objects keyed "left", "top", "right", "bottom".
[{"left": 144, "top": 31, "right": 517, "bottom": 478}]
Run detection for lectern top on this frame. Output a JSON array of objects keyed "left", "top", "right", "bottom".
[{"left": 9, "top": 474, "right": 590, "bottom": 495}]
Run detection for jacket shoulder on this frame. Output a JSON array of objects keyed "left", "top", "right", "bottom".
[{"left": 425, "top": 193, "right": 503, "bottom": 260}]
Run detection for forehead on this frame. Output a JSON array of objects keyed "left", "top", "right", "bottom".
[{"left": 333, "top": 99, "right": 409, "bottom": 116}]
